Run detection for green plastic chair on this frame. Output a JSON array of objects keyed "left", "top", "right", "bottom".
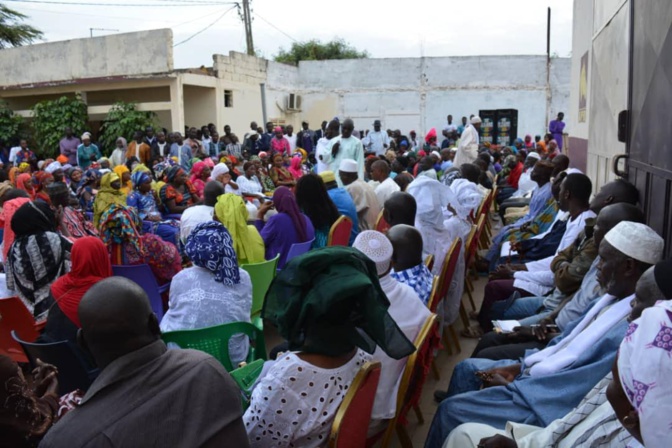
[
  {"left": 161, "top": 321, "right": 267, "bottom": 372},
  {"left": 241, "top": 255, "right": 279, "bottom": 330},
  {"left": 230, "top": 358, "right": 265, "bottom": 410}
]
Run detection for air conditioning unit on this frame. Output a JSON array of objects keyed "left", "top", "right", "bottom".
[{"left": 287, "top": 93, "right": 302, "bottom": 111}]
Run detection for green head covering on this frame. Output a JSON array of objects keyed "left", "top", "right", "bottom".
[{"left": 262, "top": 246, "right": 415, "bottom": 359}]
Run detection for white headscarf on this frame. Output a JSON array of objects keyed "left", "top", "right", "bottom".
[
  {"left": 448, "top": 179, "right": 484, "bottom": 220},
  {"left": 45, "top": 161, "right": 62, "bottom": 174},
  {"left": 618, "top": 300, "right": 672, "bottom": 448},
  {"left": 211, "top": 163, "right": 229, "bottom": 181},
  {"left": 407, "top": 176, "right": 455, "bottom": 230}
]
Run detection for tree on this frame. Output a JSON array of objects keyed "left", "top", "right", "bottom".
[
  {"left": 0, "top": 101, "right": 23, "bottom": 145},
  {"left": 274, "top": 38, "right": 368, "bottom": 65},
  {"left": 99, "top": 102, "right": 157, "bottom": 156},
  {"left": 31, "top": 95, "right": 89, "bottom": 158},
  {"left": 0, "top": 4, "right": 43, "bottom": 49}
]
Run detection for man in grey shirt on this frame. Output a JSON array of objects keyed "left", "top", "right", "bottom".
[{"left": 40, "top": 277, "right": 249, "bottom": 448}]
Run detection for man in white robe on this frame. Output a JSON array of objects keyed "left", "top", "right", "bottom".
[
  {"left": 453, "top": 116, "right": 481, "bottom": 169},
  {"left": 323, "top": 118, "right": 365, "bottom": 187},
  {"left": 340, "top": 159, "right": 381, "bottom": 231},
  {"left": 372, "top": 160, "right": 400, "bottom": 206}
]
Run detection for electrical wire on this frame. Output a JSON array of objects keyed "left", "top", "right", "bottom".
[
  {"left": 254, "top": 11, "right": 297, "bottom": 42},
  {"left": 4, "top": 0, "right": 223, "bottom": 6},
  {"left": 173, "top": 3, "right": 237, "bottom": 47}
]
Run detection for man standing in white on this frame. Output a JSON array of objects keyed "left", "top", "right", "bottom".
[
  {"left": 362, "top": 120, "right": 390, "bottom": 156},
  {"left": 454, "top": 116, "right": 481, "bottom": 169},
  {"left": 324, "top": 118, "right": 365, "bottom": 187}
]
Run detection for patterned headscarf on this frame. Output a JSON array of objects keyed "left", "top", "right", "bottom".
[
  {"left": 617, "top": 300, "right": 672, "bottom": 448},
  {"left": 76, "top": 169, "right": 100, "bottom": 197},
  {"left": 99, "top": 204, "right": 143, "bottom": 256},
  {"left": 131, "top": 171, "right": 151, "bottom": 189},
  {"left": 18, "top": 163, "right": 31, "bottom": 174},
  {"left": 185, "top": 221, "right": 240, "bottom": 286},
  {"left": 164, "top": 166, "right": 184, "bottom": 183}
]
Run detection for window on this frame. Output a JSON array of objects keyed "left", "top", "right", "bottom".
[{"left": 224, "top": 90, "right": 233, "bottom": 108}]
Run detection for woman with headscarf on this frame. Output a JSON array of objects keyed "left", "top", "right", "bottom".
[
  {"left": 8, "top": 166, "right": 19, "bottom": 187},
  {"left": 254, "top": 186, "right": 315, "bottom": 268},
  {"left": 295, "top": 173, "right": 340, "bottom": 249},
  {"left": 0, "top": 190, "right": 30, "bottom": 263},
  {"left": 161, "top": 221, "right": 253, "bottom": 365},
  {"left": 32, "top": 171, "right": 54, "bottom": 205},
  {"left": 42, "top": 237, "right": 112, "bottom": 344},
  {"left": 92, "top": 172, "right": 125, "bottom": 228},
  {"left": 127, "top": 170, "right": 179, "bottom": 246},
  {"left": 16, "top": 173, "right": 35, "bottom": 200},
  {"left": 214, "top": 193, "right": 265, "bottom": 265},
  {"left": 110, "top": 136, "right": 127, "bottom": 168},
  {"left": 6, "top": 201, "right": 73, "bottom": 320},
  {"left": 0, "top": 354, "right": 60, "bottom": 447},
  {"left": 189, "top": 161, "right": 211, "bottom": 200},
  {"left": 99, "top": 204, "right": 181, "bottom": 285},
  {"left": 251, "top": 155, "right": 274, "bottom": 192},
  {"left": 244, "top": 246, "right": 415, "bottom": 447},
  {"left": 75, "top": 169, "right": 99, "bottom": 213},
  {"left": 288, "top": 155, "right": 304, "bottom": 180},
  {"left": 113, "top": 164, "right": 132, "bottom": 196},
  {"left": 159, "top": 166, "right": 197, "bottom": 215},
  {"left": 67, "top": 167, "right": 82, "bottom": 195},
  {"left": 270, "top": 126, "right": 291, "bottom": 155},
  {"left": 269, "top": 153, "right": 296, "bottom": 188},
  {"left": 211, "top": 162, "right": 240, "bottom": 195}
]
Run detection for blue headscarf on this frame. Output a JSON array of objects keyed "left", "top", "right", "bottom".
[
  {"left": 131, "top": 171, "right": 151, "bottom": 189},
  {"left": 75, "top": 169, "right": 100, "bottom": 197},
  {"left": 185, "top": 221, "right": 240, "bottom": 285}
]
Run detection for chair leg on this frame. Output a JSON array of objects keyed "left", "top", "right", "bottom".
[
  {"left": 459, "top": 301, "right": 470, "bottom": 329},
  {"left": 396, "top": 424, "right": 413, "bottom": 448},
  {"left": 380, "top": 419, "right": 397, "bottom": 448},
  {"left": 431, "top": 359, "right": 441, "bottom": 380},
  {"left": 466, "top": 282, "right": 477, "bottom": 311},
  {"left": 449, "top": 324, "right": 462, "bottom": 353},
  {"left": 413, "top": 404, "right": 424, "bottom": 425},
  {"left": 441, "top": 331, "right": 453, "bottom": 356}
]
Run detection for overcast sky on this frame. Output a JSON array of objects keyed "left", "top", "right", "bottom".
[{"left": 10, "top": 0, "right": 574, "bottom": 68}]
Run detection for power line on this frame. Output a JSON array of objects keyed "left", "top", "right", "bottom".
[
  {"left": 173, "top": 3, "right": 237, "bottom": 47},
  {"left": 4, "top": 0, "right": 223, "bottom": 6},
  {"left": 253, "top": 11, "right": 297, "bottom": 42}
]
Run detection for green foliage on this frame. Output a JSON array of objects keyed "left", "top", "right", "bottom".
[
  {"left": 274, "top": 38, "right": 368, "bottom": 65},
  {"left": 99, "top": 102, "right": 157, "bottom": 155},
  {"left": 0, "top": 4, "right": 43, "bottom": 49},
  {"left": 0, "top": 101, "right": 23, "bottom": 144},
  {"left": 31, "top": 95, "right": 88, "bottom": 158}
]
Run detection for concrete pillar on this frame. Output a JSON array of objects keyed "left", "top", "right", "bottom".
[{"left": 169, "top": 77, "right": 185, "bottom": 133}]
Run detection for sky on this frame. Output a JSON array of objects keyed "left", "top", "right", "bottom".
[{"left": 8, "top": 0, "right": 574, "bottom": 68}]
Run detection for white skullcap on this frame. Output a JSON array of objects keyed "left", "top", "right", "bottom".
[
  {"left": 449, "top": 179, "right": 485, "bottom": 220},
  {"left": 604, "top": 221, "right": 664, "bottom": 265},
  {"left": 353, "top": 230, "right": 393, "bottom": 276},
  {"left": 81, "top": 132, "right": 91, "bottom": 140},
  {"left": 248, "top": 131, "right": 258, "bottom": 137},
  {"left": 526, "top": 152, "right": 541, "bottom": 161},
  {"left": 37, "top": 161, "right": 45, "bottom": 170},
  {"left": 45, "top": 161, "right": 62, "bottom": 174},
  {"left": 339, "top": 158, "right": 358, "bottom": 173},
  {"left": 449, "top": 147, "right": 458, "bottom": 153},
  {"left": 431, "top": 151, "right": 441, "bottom": 159},
  {"left": 470, "top": 116, "right": 482, "bottom": 124},
  {"left": 211, "top": 163, "right": 229, "bottom": 180}
]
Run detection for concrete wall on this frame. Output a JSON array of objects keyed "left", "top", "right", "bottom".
[
  {"left": 288, "top": 56, "right": 571, "bottom": 139},
  {"left": 0, "top": 29, "right": 173, "bottom": 88}
]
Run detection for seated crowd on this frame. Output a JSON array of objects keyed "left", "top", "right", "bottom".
[{"left": 0, "top": 116, "right": 667, "bottom": 448}]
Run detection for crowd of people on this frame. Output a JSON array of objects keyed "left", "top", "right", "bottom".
[{"left": 0, "top": 109, "right": 668, "bottom": 448}]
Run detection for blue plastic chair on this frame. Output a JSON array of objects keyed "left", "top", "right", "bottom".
[
  {"left": 278, "top": 238, "right": 315, "bottom": 272},
  {"left": 112, "top": 264, "right": 169, "bottom": 322},
  {"left": 12, "top": 331, "right": 99, "bottom": 395}
]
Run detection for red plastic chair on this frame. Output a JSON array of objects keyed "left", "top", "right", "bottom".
[
  {"left": 0, "top": 297, "right": 41, "bottom": 363},
  {"left": 375, "top": 210, "right": 390, "bottom": 233},
  {"left": 327, "top": 216, "right": 353, "bottom": 247},
  {"left": 328, "top": 361, "right": 382, "bottom": 448}
]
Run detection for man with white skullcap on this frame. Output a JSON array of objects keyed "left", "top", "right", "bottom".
[
  {"left": 322, "top": 118, "right": 364, "bottom": 187},
  {"left": 454, "top": 116, "right": 481, "bottom": 169},
  {"left": 425, "top": 221, "right": 664, "bottom": 447},
  {"left": 339, "top": 158, "right": 380, "bottom": 231},
  {"left": 352, "top": 230, "right": 430, "bottom": 426},
  {"left": 442, "top": 258, "right": 672, "bottom": 448}
]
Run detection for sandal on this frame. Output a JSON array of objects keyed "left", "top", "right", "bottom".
[{"left": 460, "top": 325, "right": 484, "bottom": 339}]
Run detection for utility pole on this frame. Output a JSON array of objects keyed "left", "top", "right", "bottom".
[{"left": 242, "top": 0, "right": 255, "bottom": 56}]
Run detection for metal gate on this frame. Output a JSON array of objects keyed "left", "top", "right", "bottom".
[{"left": 624, "top": 0, "right": 672, "bottom": 256}]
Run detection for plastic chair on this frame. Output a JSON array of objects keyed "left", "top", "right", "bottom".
[
  {"left": 279, "top": 238, "right": 315, "bottom": 271},
  {"left": 241, "top": 255, "right": 280, "bottom": 330},
  {"left": 12, "top": 331, "right": 98, "bottom": 395},
  {"left": 327, "top": 216, "right": 353, "bottom": 247},
  {"left": 230, "top": 358, "right": 265, "bottom": 410},
  {"left": 0, "top": 297, "right": 41, "bottom": 363},
  {"left": 112, "top": 264, "right": 169, "bottom": 323},
  {"left": 328, "top": 361, "right": 382, "bottom": 448},
  {"left": 161, "top": 321, "right": 267, "bottom": 372},
  {"left": 374, "top": 314, "right": 440, "bottom": 448},
  {"left": 375, "top": 210, "right": 390, "bottom": 233}
]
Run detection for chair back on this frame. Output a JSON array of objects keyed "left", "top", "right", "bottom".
[
  {"left": 463, "top": 224, "right": 478, "bottom": 266},
  {"left": 424, "top": 254, "right": 435, "bottom": 272},
  {"left": 280, "top": 238, "right": 315, "bottom": 271},
  {"left": 0, "top": 297, "right": 40, "bottom": 363},
  {"left": 327, "top": 216, "right": 353, "bottom": 247},
  {"left": 241, "top": 255, "right": 280, "bottom": 319},
  {"left": 161, "top": 321, "right": 267, "bottom": 372},
  {"left": 375, "top": 210, "right": 390, "bottom": 233},
  {"left": 12, "top": 331, "right": 97, "bottom": 395},
  {"left": 435, "top": 238, "right": 463, "bottom": 308},
  {"left": 112, "top": 264, "right": 166, "bottom": 322},
  {"left": 329, "top": 361, "right": 382, "bottom": 448},
  {"left": 426, "top": 276, "right": 440, "bottom": 313}
]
